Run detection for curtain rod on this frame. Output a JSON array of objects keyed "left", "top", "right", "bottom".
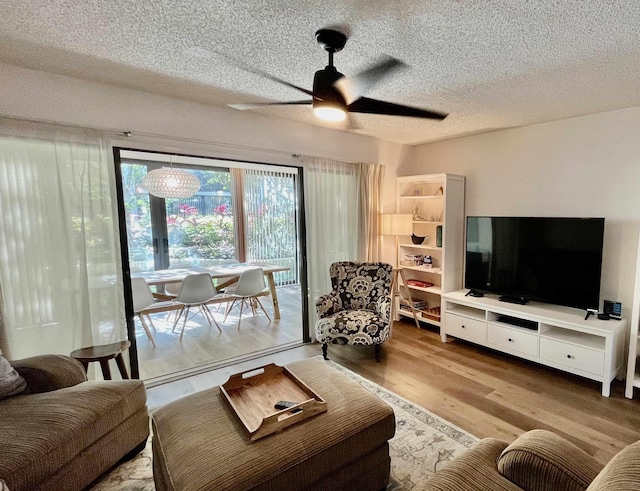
[{"left": 1, "top": 115, "right": 365, "bottom": 165}]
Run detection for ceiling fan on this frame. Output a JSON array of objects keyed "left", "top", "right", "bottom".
[{"left": 228, "top": 28, "right": 448, "bottom": 124}]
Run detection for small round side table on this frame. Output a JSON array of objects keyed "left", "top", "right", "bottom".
[{"left": 70, "top": 340, "right": 131, "bottom": 380}]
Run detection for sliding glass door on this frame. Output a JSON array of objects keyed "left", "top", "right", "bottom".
[{"left": 116, "top": 150, "right": 305, "bottom": 382}]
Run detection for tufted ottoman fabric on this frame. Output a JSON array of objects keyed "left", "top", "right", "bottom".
[{"left": 152, "top": 358, "right": 395, "bottom": 491}]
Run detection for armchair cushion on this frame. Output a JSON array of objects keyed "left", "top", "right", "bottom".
[
  {"left": 497, "top": 430, "right": 602, "bottom": 491},
  {"left": 329, "top": 261, "right": 391, "bottom": 313},
  {"left": 0, "top": 351, "right": 26, "bottom": 400},
  {"left": 316, "top": 309, "right": 390, "bottom": 346}
]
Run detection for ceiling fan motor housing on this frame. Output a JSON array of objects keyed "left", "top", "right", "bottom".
[{"left": 313, "top": 66, "right": 347, "bottom": 109}]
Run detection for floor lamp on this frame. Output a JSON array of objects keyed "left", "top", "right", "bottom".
[
  {"left": 381, "top": 214, "right": 417, "bottom": 326},
  {"left": 381, "top": 213, "right": 413, "bottom": 267}
]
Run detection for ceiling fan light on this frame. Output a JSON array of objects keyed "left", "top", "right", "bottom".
[
  {"left": 313, "top": 105, "right": 347, "bottom": 122},
  {"left": 140, "top": 168, "right": 201, "bottom": 198}
]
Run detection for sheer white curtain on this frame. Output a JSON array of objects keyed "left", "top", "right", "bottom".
[
  {"left": 302, "top": 156, "right": 360, "bottom": 331},
  {"left": 0, "top": 120, "right": 125, "bottom": 359}
]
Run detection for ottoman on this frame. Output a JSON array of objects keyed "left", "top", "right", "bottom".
[{"left": 152, "top": 358, "right": 396, "bottom": 491}]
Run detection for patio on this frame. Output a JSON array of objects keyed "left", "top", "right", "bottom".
[{"left": 134, "top": 284, "right": 304, "bottom": 382}]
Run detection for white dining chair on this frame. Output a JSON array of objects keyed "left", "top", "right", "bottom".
[
  {"left": 223, "top": 268, "right": 271, "bottom": 329},
  {"left": 172, "top": 273, "right": 222, "bottom": 340},
  {"left": 131, "top": 277, "right": 176, "bottom": 347},
  {"left": 164, "top": 263, "right": 194, "bottom": 298}
]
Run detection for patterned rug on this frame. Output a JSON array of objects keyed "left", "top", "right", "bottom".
[{"left": 90, "top": 359, "right": 478, "bottom": 490}]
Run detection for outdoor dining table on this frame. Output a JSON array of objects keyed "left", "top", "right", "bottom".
[{"left": 132, "top": 262, "right": 290, "bottom": 319}]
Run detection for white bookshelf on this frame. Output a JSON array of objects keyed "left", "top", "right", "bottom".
[{"left": 394, "top": 174, "right": 465, "bottom": 328}]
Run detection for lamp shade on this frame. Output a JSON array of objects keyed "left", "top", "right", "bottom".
[
  {"left": 140, "top": 168, "right": 201, "bottom": 199},
  {"left": 381, "top": 214, "right": 413, "bottom": 236}
]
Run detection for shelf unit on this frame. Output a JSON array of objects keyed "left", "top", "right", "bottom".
[
  {"left": 394, "top": 174, "right": 465, "bottom": 328},
  {"left": 442, "top": 290, "right": 627, "bottom": 397}
]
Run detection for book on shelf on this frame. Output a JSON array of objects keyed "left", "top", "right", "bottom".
[
  {"left": 399, "top": 299, "right": 428, "bottom": 310},
  {"left": 406, "top": 279, "right": 434, "bottom": 288}
]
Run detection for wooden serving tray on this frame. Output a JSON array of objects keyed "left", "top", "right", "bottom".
[{"left": 220, "top": 363, "right": 327, "bottom": 441}]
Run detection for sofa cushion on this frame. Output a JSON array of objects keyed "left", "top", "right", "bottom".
[
  {"left": 0, "top": 351, "right": 27, "bottom": 400},
  {"left": 12, "top": 354, "right": 86, "bottom": 393},
  {"left": 586, "top": 439, "right": 640, "bottom": 491},
  {"left": 0, "top": 379, "right": 146, "bottom": 491},
  {"left": 498, "top": 430, "right": 602, "bottom": 491},
  {"left": 419, "top": 438, "right": 523, "bottom": 491}
]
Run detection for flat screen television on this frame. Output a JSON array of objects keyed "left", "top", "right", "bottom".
[{"left": 465, "top": 217, "right": 605, "bottom": 310}]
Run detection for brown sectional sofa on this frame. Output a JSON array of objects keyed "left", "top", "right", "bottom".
[
  {"left": 0, "top": 354, "right": 149, "bottom": 491},
  {"left": 421, "top": 429, "right": 640, "bottom": 491}
]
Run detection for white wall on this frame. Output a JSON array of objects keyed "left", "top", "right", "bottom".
[
  {"left": 0, "top": 63, "right": 414, "bottom": 267},
  {"left": 0, "top": 63, "right": 382, "bottom": 166},
  {"left": 405, "top": 107, "right": 640, "bottom": 319}
]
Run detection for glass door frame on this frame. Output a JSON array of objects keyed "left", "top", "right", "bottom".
[{"left": 112, "top": 147, "right": 309, "bottom": 379}]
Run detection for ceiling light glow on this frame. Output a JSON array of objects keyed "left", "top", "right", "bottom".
[{"left": 313, "top": 106, "right": 347, "bottom": 122}]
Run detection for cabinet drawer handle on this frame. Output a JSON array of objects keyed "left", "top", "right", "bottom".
[
  {"left": 508, "top": 338, "right": 513, "bottom": 342},
  {"left": 567, "top": 354, "right": 574, "bottom": 359},
  {"left": 461, "top": 325, "right": 465, "bottom": 329}
]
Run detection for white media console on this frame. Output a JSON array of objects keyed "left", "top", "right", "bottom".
[{"left": 441, "top": 290, "right": 627, "bottom": 396}]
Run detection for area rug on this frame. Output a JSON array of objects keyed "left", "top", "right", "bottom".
[{"left": 90, "top": 359, "right": 478, "bottom": 490}]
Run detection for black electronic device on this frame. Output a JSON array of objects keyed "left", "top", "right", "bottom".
[
  {"left": 465, "top": 289, "right": 484, "bottom": 297},
  {"left": 603, "top": 300, "right": 622, "bottom": 320},
  {"left": 274, "top": 400, "right": 298, "bottom": 410},
  {"left": 496, "top": 315, "right": 538, "bottom": 330},
  {"left": 499, "top": 295, "right": 529, "bottom": 305},
  {"left": 465, "top": 217, "right": 605, "bottom": 311}
]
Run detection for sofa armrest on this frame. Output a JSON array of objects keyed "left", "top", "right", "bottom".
[
  {"left": 11, "top": 354, "right": 87, "bottom": 393},
  {"left": 498, "top": 430, "right": 603, "bottom": 491},
  {"left": 418, "top": 438, "right": 524, "bottom": 491},
  {"left": 316, "top": 291, "right": 343, "bottom": 318}
]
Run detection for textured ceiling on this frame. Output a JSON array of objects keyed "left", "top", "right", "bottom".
[{"left": 1, "top": 1, "right": 640, "bottom": 145}]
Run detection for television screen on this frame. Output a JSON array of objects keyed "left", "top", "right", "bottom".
[{"left": 465, "top": 217, "right": 605, "bottom": 310}]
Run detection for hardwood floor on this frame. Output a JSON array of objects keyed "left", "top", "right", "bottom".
[
  {"left": 146, "top": 318, "right": 640, "bottom": 466},
  {"left": 329, "top": 320, "right": 640, "bottom": 465}
]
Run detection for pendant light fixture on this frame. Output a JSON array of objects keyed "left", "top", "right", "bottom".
[{"left": 140, "top": 157, "right": 200, "bottom": 199}]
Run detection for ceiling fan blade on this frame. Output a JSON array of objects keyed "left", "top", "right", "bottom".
[
  {"left": 216, "top": 51, "right": 317, "bottom": 98},
  {"left": 348, "top": 97, "right": 448, "bottom": 120},
  {"left": 229, "top": 100, "right": 313, "bottom": 110},
  {"left": 334, "top": 56, "right": 406, "bottom": 105}
]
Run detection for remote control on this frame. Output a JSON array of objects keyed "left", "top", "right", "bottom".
[{"left": 274, "top": 400, "right": 297, "bottom": 410}]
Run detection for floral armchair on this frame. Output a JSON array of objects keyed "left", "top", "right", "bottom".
[{"left": 315, "top": 261, "right": 393, "bottom": 361}]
